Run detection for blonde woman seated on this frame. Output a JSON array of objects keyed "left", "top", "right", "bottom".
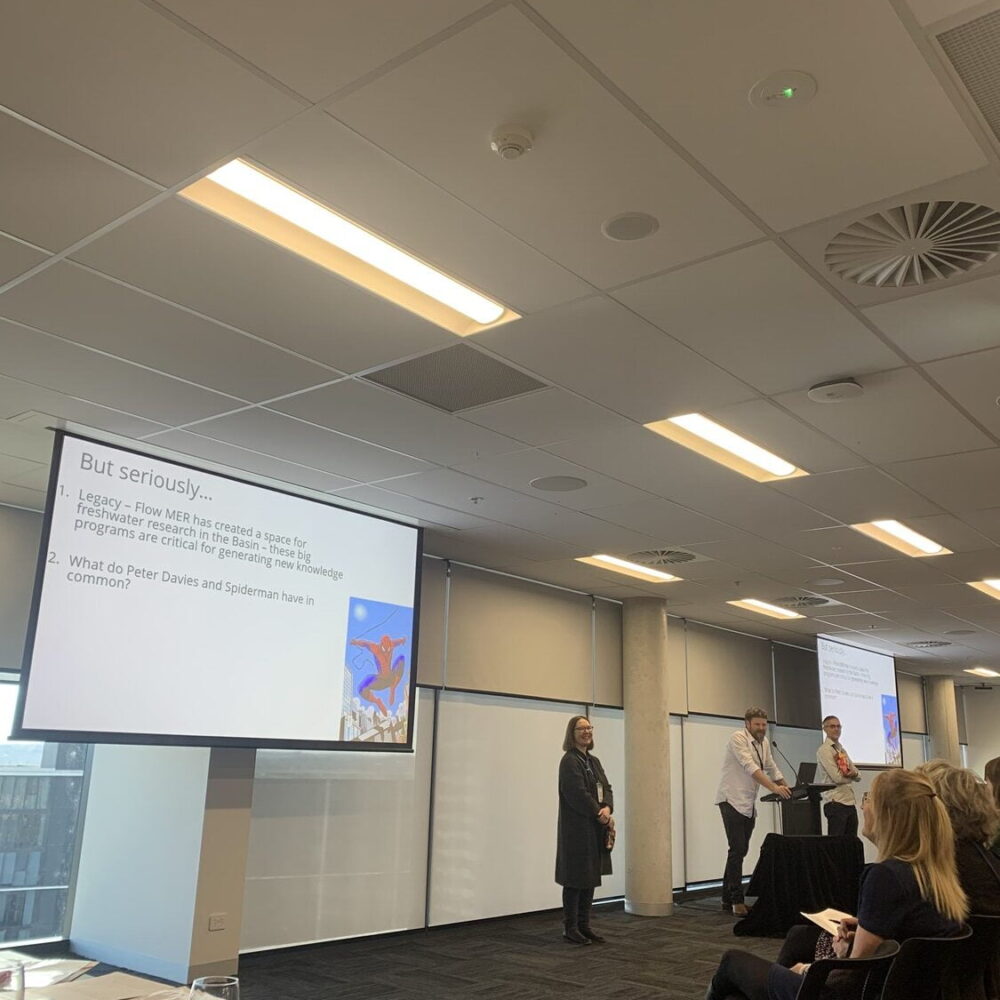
[
  {"left": 705, "top": 769, "right": 968, "bottom": 1000},
  {"left": 915, "top": 760, "right": 1000, "bottom": 915}
]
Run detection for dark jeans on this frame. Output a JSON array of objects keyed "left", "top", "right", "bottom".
[
  {"left": 824, "top": 801, "right": 858, "bottom": 838},
  {"left": 707, "top": 927, "right": 818, "bottom": 1000},
  {"left": 719, "top": 801, "right": 755, "bottom": 905},
  {"left": 561, "top": 886, "right": 595, "bottom": 930}
]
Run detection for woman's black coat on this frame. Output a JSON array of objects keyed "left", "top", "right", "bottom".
[{"left": 555, "top": 749, "right": 613, "bottom": 888}]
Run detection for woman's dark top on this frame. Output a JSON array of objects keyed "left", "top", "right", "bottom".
[
  {"left": 955, "top": 838, "right": 1000, "bottom": 915},
  {"left": 555, "top": 750, "right": 613, "bottom": 889}
]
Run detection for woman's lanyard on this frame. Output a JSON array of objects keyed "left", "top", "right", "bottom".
[{"left": 578, "top": 751, "right": 604, "bottom": 803}]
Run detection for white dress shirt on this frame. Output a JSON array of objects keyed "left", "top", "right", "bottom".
[
  {"left": 714, "top": 728, "right": 785, "bottom": 818},
  {"left": 816, "top": 737, "right": 860, "bottom": 805}
]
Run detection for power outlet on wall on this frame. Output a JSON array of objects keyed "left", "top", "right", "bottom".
[{"left": 208, "top": 913, "right": 226, "bottom": 932}]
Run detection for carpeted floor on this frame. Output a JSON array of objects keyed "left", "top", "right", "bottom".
[{"left": 237, "top": 897, "right": 782, "bottom": 1000}]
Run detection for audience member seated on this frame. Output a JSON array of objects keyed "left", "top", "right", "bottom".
[
  {"left": 704, "top": 768, "right": 968, "bottom": 1000},
  {"left": 916, "top": 760, "right": 1000, "bottom": 914},
  {"left": 986, "top": 756, "right": 1000, "bottom": 855}
]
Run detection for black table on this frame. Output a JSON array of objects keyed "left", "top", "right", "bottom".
[{"left": 733, "top": 833, "right": 864, "bottom": 938}]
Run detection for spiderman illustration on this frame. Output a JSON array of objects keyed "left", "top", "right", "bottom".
[{"left": 350, "top": 634, "right": 406, "bottom": 716}]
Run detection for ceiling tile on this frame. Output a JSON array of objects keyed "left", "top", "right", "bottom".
[
  {"left": 73, "top": 198, "right": 455, "bottom": 371},
  {"left": 773, "top": 368, "right": 992, "bottom": 463},
  {"left": 0, "top": 317, "right": 242, "bottom": 426},
  {"left": 451, "top": 448, "right": 652, "bottom": 512},
  {"left": 585, "top": 498, "right": 743, "bottom": 546},
  {"left": 0, "top": 234, "right": 48, "bottom": 286},
  {"left": 757, "top": 565, "right": 880, "bottom": 594},
  {"left": 159, "top": 0, "right": 487, "bottom": 101},
  {"left": 475, "top": 296, "right": 755, "bottom": 423},
  {"left": 533, "top": 0, "right": 985, "bottom": 229},
  {"left": 614, "top": 242, "right": 901, "bottom": 395},
  {"left": 864, "top": 271, "right": 1000, "bottom": 361},
  {"left": 246, "top": 111, "right": 589, "bottom": 314},
  {"left": 268, "top": 379, "right": 523, "bottom": 466},
  {"left": 0, "top": 375, "right": 168, "bottom": 441},
  {"left": 689, "top": 537, "right": 817, "bottom": 574},
  {"left": 0, "top": 263, "right": 337, "bottom": 401},
  {"left": 331, "top": 484, "right": 489, "bottom": 531},
  {"left": 834, "top": 558, "right": 955, "bottom": 588},
  {"left": 923, "top": 348, "right": 1000, "bottom": 437},
  {"left": 899, "top": 512, "right": 997, "bottom": 553},
  {"left": 832, "top": 590, "right": 920, "bottom": 614},
  {"left": 460, "top": 387, "right": 634, "bottom": 447},
  {"left": 787, "top": 526, "right": 904, "bottom": 565},
  {"left": 958, "top": 506, "right": 1000, "bottom": 544},
  {"left": 771, "top": 466, "right": 943, "bottom": 523},
  {"left": 332, "top": 7, "right": 761, "bottom": 287},
  {"left": 0, "top": 0, "right": 302, "bottom": 183},
  {"left": 925, "top": 549, "right": 1000, "bottom": 581},
  {"left": 905, "top": 0, "right": 991, "bottom": 26},
  {"left": 0, "top": 111, "right": 158, "bottom": 252},
  {"left": 0, "top": 481, "right": 45, "bottom": 511},
  {"left": 887, "top": 449, "right": 1000, "bottom": 511},
  {"left": 143, "top": 429, "right": 359, "bottom": 494},
  {"left": 184, "top": 408, "right": 431, "bottom": 482}
]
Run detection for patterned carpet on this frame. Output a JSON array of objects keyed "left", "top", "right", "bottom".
[{"left": 238, "top": 897, "right": 782, "bottom": 1000}]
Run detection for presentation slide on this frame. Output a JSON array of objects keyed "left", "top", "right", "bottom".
[
  {"left": 15, "top": 433, "right": 421, "bottom": 750},
  {"left": 817, "top": 636, "right": 901, "bottom": 767}
]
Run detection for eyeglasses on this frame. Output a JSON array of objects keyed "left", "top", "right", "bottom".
[{"left": 575, "top": 726, "right": 594, "bottom": 733}]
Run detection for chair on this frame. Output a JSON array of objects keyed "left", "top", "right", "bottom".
[
  {"left": 878, "top": 926, "right": 973, "bottom": 1000},
  {"left": 793, "top": 939, "right": 900, "bottom": 1000},
  {"left": 941, "top": 914, "right": 1000, "bottom": 1000}
]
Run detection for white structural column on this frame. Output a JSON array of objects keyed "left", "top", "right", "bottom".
[
  {"left": 622, "top": 597, "right": 672, "bottom": 915},
  {"left": 70, "top": 745, "right": 255, "bottom": 983},
  {"left": 924, "top": 675, "right": 961, "bottom": 765}
]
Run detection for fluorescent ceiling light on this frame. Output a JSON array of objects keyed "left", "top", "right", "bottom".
[
  {"left": 727, "top": 598, "right": 804, "bottom": 620},
  {"left": 576, "top": 554, "right": 682, "bottom": 583},
  {"left": 644, "top": 413, "right": 807, "bottom": 482},
  {"left": 968, "top": 579, "right": 1000, "bottom": 601},
  {"left": 850, "top": 520, "right": 950, "bottom": 557},
  {"left": 179, "top": 159, "right": 517, "bottom": 336},
  {"left": 965, "top": 666, "right": 1000, "bottom": 678}
]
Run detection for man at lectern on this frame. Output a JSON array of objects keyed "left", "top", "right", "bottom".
[
  {"left": 715, "top": 707, "right": 791, "bottom": 917},
  {"left": 815, "top": 715, "right": 861, "bottom": 837}
]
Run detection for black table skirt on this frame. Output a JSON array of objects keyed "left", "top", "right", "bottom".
[{"left": 734, "top": 832, "right": 864, "bottom": 938}]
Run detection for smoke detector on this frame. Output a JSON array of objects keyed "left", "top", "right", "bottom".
[
  {"left": 807, "top": 378, "right": 863, "bottom": 403},
  {"left": 825, "top": 201, "right": 1000, "bottom": 287},
  {"left": 490, "top": 124, "right": 533, "bottom": 160}
]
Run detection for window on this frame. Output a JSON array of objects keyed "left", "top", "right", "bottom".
[{"left": 0, "top": 676, "right": 86, "bottom": 942}]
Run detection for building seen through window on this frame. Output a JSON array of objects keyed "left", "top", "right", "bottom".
[{"left": 0, "top": 678, "right": 86, "bottom": 942}]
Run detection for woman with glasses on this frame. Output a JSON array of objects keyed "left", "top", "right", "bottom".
[
  {"left": 555, "top": 715, "right": 614, "bottom": 945},
  {"left": 705, "top": 768, "right": 968, "bottom": 1000}
]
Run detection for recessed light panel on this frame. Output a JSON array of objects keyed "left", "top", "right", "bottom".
[
  {"left": 644, "top": 413, "right": 807, "bottom": 482},
  {"left": 969, "top": 579, "right": 1000, "bottom": 601},
  {"left": 727, "top": 598, "right": 805, "bottom": 620},
  {"left": 850, "top": 520, "right": 950, "bottom": 557},
  {"left": 180, "top": 159, "right": 518, "bottom": 337},
  {"left": 576, "top": 554, "right": 682, "bottom": 583},
  {"left": 965, "top": 666, "right": 1000, "bottom": 678}
]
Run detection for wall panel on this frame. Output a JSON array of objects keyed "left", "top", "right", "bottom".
[
  {"left": 415, "top": 556, "right": 446, "bottom": 687},
  {"left": 446, "top": 565, "right": 593, "bottom": 701},
  {"left": 0, "top": 505, "right": 42, "bottom": 670},
  {"left": 594, "top": 598, "right": 622, "bottom": 707},
  {"left": 686, "top": 623, "right": 772, "bottom": 719},
  {"left": 667, "top": 616, "right": 688, "bottom": 715},
  {"left": 897, "top": 672, "right": 927, "bottom": 734},
  {"left": 773, "top": 644, "right": 819, "bottom": 730},
  {"left": 429, "top": 691, "right": 580, "bottom": 924}
]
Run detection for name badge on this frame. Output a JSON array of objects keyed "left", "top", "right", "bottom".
[{"left": 596, "top": 780, "right": 605, "bottom": 802}]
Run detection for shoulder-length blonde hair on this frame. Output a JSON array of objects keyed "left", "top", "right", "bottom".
[
  {"left": 986, "top": 756, "right": 1000, "bottom": 811},
  {"left": 563, "top": 715, "right": 594, "bottom": 752},
  {"left": 916, "top": 759, "right": 1000, "bottom": 845},
  {"left": 868, "top": 769, "right": 967, "bottom": 923}
]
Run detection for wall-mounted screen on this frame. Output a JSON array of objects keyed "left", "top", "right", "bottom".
[
  {"left": 817, "top": 635, "right": 901, "bottom": 767},
  {"left": 14, "top": 433, "right": 422, "bottom": 751}
]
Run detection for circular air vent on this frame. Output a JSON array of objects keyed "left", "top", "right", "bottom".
[
  {"left": 627, "top": 549, "right": 698, "bottom": 566},
  {"left": 906, "top": 640, "right": 952, "bottom": 649},
  {"left": 825, "top": 201, "right": 1000, "bottom": 287},
  {"left": 772, "top": 595, "right": 832, "bottom": 609}
]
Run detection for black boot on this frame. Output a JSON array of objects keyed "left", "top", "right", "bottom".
[
  {"left": 562, "top": 887, "right": 590, "bottom": 945},
  {"left": 577, "top": 888, "right": 605, "bottom": 944}
]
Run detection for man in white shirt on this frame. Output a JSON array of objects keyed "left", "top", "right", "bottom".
[
  {"left": 815, "top": 716, "right": 861, "bottom": 837},
  {"left": 715, "top": 707, "right": 790, "bottom": 916}
]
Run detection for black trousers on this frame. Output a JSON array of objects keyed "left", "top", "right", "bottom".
[
  {"left": 719, "top": 801, "right": 755, "bottom": 905},
  {"left": 707, "top": 927, "right": 818, "bottom": 1000},
  {"left": 824, "top": 800, "right": 858, "bottom": 838},
  {"left": 561, "top": 886, "right": 595, "bottom": 930}
]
